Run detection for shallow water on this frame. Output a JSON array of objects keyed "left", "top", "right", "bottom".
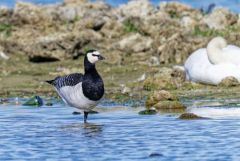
[
  {"left": 1, "top": 0, "right": 240, "bottom": 12},
  {"left": 1, "top": 98, "right": 240, "bottom": 160}
]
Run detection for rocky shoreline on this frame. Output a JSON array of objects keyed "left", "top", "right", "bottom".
[{"left": 1, "top": 0, "right": 240, "bottom": 104}]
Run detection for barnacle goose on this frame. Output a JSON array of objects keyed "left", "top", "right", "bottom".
[{"left": 46, "top": 50, "right": 105, "bottom": 122}]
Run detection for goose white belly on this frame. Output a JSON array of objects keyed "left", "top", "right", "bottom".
[
  {"left": 184, "top": 48, "right": 240, "bottom": 85},
  {"left": 56, "top": 83, "right": 98, "bottom": 111}
]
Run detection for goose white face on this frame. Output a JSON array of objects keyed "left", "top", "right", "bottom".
[{"left": 87, "top": 51, "right": 104, "bottom": 64}]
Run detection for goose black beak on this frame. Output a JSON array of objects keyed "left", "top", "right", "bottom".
[{"left": 98, "top": 55, "right": 105, "bottom": 60}]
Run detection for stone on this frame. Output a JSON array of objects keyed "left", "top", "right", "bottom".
[
  {"left": 23, "top": 96, "right": 43, "bottom": 106},
  {"left": 27, "top": 33, "right": 70, "bottom": 62},
  {"left": 145, "top": 90, "right": 177, "bottom": 108},
  {"left": 64, "top": 0, "right": 88, "bottom": 4},
  {"left": 121, "top": 86, "right": 131, "bottom": 95},
  {"left": 157, "top": 35, "right": 208, "bottom": 64},
  {"left": 138, "top": 109, "right": 157, "bottom": 115},
  {"left": 181, "top": 16, "right": 197, "bottom": 29},
  {"left": 148, "top": 56, "right": 160, "bottom": 66},
  {"left": 171, "top": 65, "right": 186, "bottom": 82},
  {"left": 218, "top": 76, "right": 239, "bottom": 87},
  {"left": 0, "top": 98, "right": 9, "bottom": 104},
  {"left": 116, "top": 33, "right": 153, "bottom": 53},
  {"left": 12, "top": 2, "right": 52, "bottom": 25},
  {"left": 56, "top": 6, "right": 78, "bottom": 22},
  {"left": 143, "top": 69, "right": 178, "bottom": 91},
  {"left": 104, "top": 50, "right": 123, "bottom": 65},
  {"left": 26, "top": 30, "right": 99, "bottom": 62},
  {"left": 0, "top": 7, "right": 13, "bottom": 24},
  {"left": 179, "top": 113, "right": 204, "bottom": 120},
  {"left": 116, "top": 0, "right": 154, "bottom": 18},
  {"left": 159, "top": 2, "right": 201, "bottom": 18},
  {"left": 154, "top": 100, "right": 186, "bottom": 110},
  {"left": 45, "top": 102, "right": 53, "bottom": 106},
  {"left": 100, "top": 20, "right": 125, "bottom": 38},
  {"left": 0, "top": 45, "right": 9, "bottom": 60},
  {"left": 137, "top": 73, "right": 146, "bottom": 82},
  {"left": 72, "top": 111, "right": 81, "bottom": 115},
  {"left": 202, "top": 7, "right": 237, "bottom": 29},
  {"left": 149, "top": 153, "right": 163, "bottom": 157}
]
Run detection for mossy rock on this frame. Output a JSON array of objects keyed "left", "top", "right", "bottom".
[
  {"left": 143, "top": 77, "right": 177, "bottom": 91},
  {"left": 179, "top": 113, "right": 205, "bottom": 120},
  {"left": 23, "top": 96, "right": 43, "bottom": 106},
  {"left": 154, "top": 100, "right": 186, "bottom": 110},
  {"left": 218, "top": 76, "right": 239, "bottom": 87},
  {"left": 181, "top": 82, "right": 204, "bottom": 90},
  {"left": 143, "top": 78, "right": 158, "bottom": 91},
  {"left": 138, "top": 109, "right": 157, "bottom": 115},
  {"left": 157, "top": 108, "right": 186, "bottom": 113},
  {"left": 145, "top": 90, "right": 177, "bottom": 108}
]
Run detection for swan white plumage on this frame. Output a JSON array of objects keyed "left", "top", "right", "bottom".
[
  {"left": 207, "top": 37, "right": 240, "bottom": 65},
  {"left": 184, "top": 37, "right": 240, "bottom": 85}
]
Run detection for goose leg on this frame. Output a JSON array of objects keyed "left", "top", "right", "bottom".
[{"left": 84, "top": 111, "right": 89, "bottom": 123}]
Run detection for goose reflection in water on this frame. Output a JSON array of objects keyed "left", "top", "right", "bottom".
[{"left": 60, "top": 123, "right": 103, "bottom": 137}]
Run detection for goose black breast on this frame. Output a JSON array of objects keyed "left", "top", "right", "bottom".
[{"left": 82, "top": 74, "right": 104, "bottom": 101}]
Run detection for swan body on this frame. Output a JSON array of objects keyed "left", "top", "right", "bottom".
[
  {"left": 185, "top": 47, "right": 240, "bottom": 85},
  {"left": 207, "top": 37, "right": 240, "bottom": 65}
]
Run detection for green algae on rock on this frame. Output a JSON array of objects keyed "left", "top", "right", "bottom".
[
  {"left": 138, "top": 109, "right": 157, "bottom": 115},
  {"left": 145, "top": 89, "right": 186, "bottom": 113},
  {"left": 157, "top": 108, "right": 186, "bottom": 114},
  {"left": 154, "top": 100, "right": 186, "bottom": 110},
  {"left": 23, "top": 96, "right": 43, "bottom": 106}
]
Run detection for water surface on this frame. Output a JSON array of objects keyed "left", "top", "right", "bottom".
[{"left": 1, "top": 98, "right": 240, "bottom": 160}]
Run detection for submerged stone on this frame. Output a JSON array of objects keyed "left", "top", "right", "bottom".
[
  {"left": 138, "top": 109, "right": 157, "bottom": 115},
  {"left": 23, "top": 96, "right": 43, "bottom": 106},
  {"left": 45, "top": 102, "right": 53, "bottom": 106},
  {"left": 72, "top": 111, "right": 81, "bottom": 115},
  {"left": 179, "top": 113, "right": 205, "bottom": 120},
  {"left": 149, "top": 153, "right": 164, "bottom": 157}
]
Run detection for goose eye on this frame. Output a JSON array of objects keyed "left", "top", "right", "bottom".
[{"left": 92, "top": 54, "right": 98, "bottom": 57}]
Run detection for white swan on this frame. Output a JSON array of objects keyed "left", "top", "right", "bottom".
[{"left": 184, "top": 37, "right": 240, "bottom": 85}]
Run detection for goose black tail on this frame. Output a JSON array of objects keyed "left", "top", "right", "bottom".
[{"left": 46, "top": 80, "right": 54, "bottom": 85}]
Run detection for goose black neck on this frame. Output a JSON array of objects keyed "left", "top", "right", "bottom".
[{"left": 84, "top": 57, "right": 97, "bottom": 74}]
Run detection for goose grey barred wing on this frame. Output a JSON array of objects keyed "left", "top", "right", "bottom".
[{"left": 46, "top": 73, "right": 83, "bottom": 89}]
